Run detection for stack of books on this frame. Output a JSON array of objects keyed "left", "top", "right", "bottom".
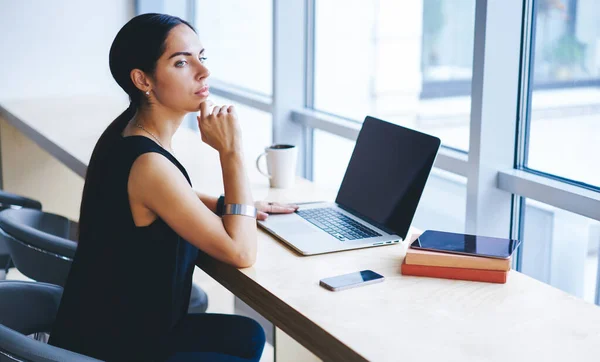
[{"left": 401, "top": 235, "right": 511, "bottom": 284}]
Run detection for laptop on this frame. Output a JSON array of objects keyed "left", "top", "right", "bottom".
[{"left": 258, "top": 116, "right": 441, "bottom": 255}]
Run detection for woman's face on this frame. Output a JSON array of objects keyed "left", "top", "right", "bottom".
[{"left": 151, "top": 24, "right": 210, "bottom": 113}]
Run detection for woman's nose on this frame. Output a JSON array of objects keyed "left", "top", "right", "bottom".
[{"left": 196, "top": 62, "right": 210, "bottom": 80}]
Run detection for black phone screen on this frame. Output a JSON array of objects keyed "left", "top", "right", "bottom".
[
  {"left": 320, "top": 270, "right": 384, "bottom": 290},
  {"left": 413, "top": 230, "right": 521, "bottom": 259}
]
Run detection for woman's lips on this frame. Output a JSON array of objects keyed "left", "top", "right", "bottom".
[{"left": 195, "top": 85, "right": 210, "bottom": 97}]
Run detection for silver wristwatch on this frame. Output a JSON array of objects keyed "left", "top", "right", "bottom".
[{"left": 223, "top": 204, "right": 258, "bottom": 218}]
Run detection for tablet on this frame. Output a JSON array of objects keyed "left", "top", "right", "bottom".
[{"left": 411, "top": 230, "right": 521, "bottom": 259}]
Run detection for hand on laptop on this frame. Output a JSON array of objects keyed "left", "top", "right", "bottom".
[{"left": 255, "top": 201, "right": 299, "bottom": 221}]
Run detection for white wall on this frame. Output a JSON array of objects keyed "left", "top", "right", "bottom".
[{"left": 0, "top": 0, "right": 134, "bottom": 100}]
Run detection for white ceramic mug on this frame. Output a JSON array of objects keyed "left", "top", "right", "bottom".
[{"left": 255, "top": 144, "right": 298, "bottom": 188}]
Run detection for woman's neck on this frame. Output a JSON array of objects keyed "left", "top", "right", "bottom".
[{"left": 129, "top": 105, "right": 186, "bottom": 152}]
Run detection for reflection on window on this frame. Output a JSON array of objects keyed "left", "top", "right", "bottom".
[
  {"left": 411, "top": 169, "right": 466, "bottom": 234},
  {"left": 421, "top": 0, "right": 475, "bottom": 84},
  {"left": 314, "top": 0, "right": 475, "bottom": 152},
  {"left": 194, "top": 0, "right": 272, "bottom": 95},
  {"left": 520, "top": 198, "right": 600, "bottom": 305},
  {"left": 526, "top": 0, "right": 600, "bottom": 188},
  {"left": 313, "top": 130, "right": 466, "bottom": 233},
  {"left": 533, "top": 0, "right": 600, "bottom": 85}
]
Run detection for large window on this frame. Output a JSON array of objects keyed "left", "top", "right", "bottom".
[
  {"left": 313, "top": 0, "right": 475, "bottom": 152},
  {"left": 194, "top": 0, "right": 272, "bottom": 96},
  {"left": 519, "top": 198, "right": 599, "bottom": 304},
  {"left": 515, "top": 0, "right": 600, "bottom": 304},
  {"left": 525, "top": 0, "right": 600, "bottom": 188}
]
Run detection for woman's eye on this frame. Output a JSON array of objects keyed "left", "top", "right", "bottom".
[
  {"left": 199, "top": 56, "right": 208, "bottom": 64},
  {"left": 175, "top": 60, "right": 187, "bottom": 67}
]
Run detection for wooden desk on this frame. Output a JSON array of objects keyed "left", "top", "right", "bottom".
[{"left": 2, "top": 97, "right": 600, "bottom": 361}]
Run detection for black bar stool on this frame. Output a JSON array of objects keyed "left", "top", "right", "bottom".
[
  {"left": 0, "top": 190, "right": 43, "bottom": 278},
  {"left": 0, "top": 280, "right": 102, "bottom": 361}
]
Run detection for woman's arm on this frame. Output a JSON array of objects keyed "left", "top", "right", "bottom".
[
  {"left": 129, "top": 153, "right": 257, "bottom": 268},
  {"left": 219, "top": 150, "right": 257, "bottom": 264},
  {"left": 195, "top": 192, "right": 218, "bottom": 214}
]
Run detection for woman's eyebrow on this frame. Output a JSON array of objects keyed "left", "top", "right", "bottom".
[{"left": 168, "top": 48, "right": 205, "bottom": 59}]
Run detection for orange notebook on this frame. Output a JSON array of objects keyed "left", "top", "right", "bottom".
[
  {"left": 401, "top": 260, "right": 508, "bottom": 284},
  {"left": 405, "top": 247, "right": 511, "bottom": 271}
]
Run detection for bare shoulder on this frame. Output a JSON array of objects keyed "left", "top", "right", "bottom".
[{"left": 128, "top": 152, "right": 190, "bottom": 203}]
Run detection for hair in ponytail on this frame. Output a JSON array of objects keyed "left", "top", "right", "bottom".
[{"left": 79, "top": 14, "right": 195, "bottom": 241}]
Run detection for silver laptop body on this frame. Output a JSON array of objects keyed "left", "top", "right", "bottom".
[
  {"left": 258, "top": 116, "right": 441, "bottom": 256},
  {"left": 258, "top": 201, "right": 401, "bottom": 255}
]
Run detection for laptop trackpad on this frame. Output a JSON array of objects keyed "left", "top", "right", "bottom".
[{"left": 262, "top": 214, "right": 321, "bottom": 236}]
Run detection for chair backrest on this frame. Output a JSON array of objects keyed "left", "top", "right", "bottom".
[
  {"left": 0, "top": 190, "right": 42, "bottom": 267},
  {"left": 0, "top": 281, "right": 62, "bottom": 334},
  {"left": 0, "top": 281, "right": 102, "bottom": 362},
  {"left": 0, "top": 190, "right": 42, "bottom": 211},
  {"left": 0, "top": 209, "right": 77, "bottom": 286}
]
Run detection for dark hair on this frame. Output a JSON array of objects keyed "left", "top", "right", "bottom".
[{"left": 79, "top": 14, "right": 195, "bottom": 241}]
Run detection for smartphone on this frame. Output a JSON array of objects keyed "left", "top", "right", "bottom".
[
  {"left": 319, "top": 270, "right": 385, "bottom": 291},
  {"left": 411, "top": 230, "right": 521, "bottom": 259}
]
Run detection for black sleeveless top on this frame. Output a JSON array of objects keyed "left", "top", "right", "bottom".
[{"left": 49, "top": 136, "right": 199, "bottom": 361}]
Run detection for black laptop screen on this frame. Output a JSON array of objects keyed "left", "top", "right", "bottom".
[{"left": 335, "top": 116, "right": 441, "bottom": 240}]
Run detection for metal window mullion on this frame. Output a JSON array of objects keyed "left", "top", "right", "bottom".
[
  {"left": 209, "top": 81, "right": 273, "bottom": 113},
  {"left": 512, "top": 0, "right": 535, "bottom": 271},
  {"left": 272, "top": 0, "right": 308, "bottom": 178},
  {"left": 465, "top": 0, "right": 524, "bottom": 238},
  {"left": 291, "top": 109, "right": 469, "bottom": 177},
  {"left": 305, "top": 0, "right": 316, "bottom": 110},
  {"left": 498, "top": 170, "right": 600, "bottom": 221},
  {"left": 291, "top": 109, "right": 361, "bottom": 142},
  {"left": 304, "top": 127, "right": 314, "bottom": 181},
  {"left": 516, "top": 0, "right": 535, "bottom": 169},
  {"left": 304, "top": 0, "right": 316, "bottom": 180}
]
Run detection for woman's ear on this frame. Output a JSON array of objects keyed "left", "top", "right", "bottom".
[{"left": 130, "top": 69, "right": 152, "bottom": 93}]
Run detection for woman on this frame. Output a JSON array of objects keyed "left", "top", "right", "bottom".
[{"left": 49, "top": 13, "right": 297, "bottom": 361}]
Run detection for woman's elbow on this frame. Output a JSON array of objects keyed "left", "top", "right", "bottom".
[
  {"left": 230, "top": 237, "right": 257, "bottom": 268},
  {"left": 233, "top": 250, "right": 256, "bottom": 268}
]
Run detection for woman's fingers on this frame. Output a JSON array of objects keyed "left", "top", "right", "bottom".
[
  {"left": 267, "top": 203, "right": 299, "bottom": 214},
  {"left": 254, "top": 201, "right": 299, "bottom": 216},
  {"left": 198, "top": 100, "right": 216, "bottom": 119},
  {"left": 257, "top": 211, "right": 269, "bottom": 221},
  {"left": 199, "top": 101, "right": 209, "bottom": 119}
]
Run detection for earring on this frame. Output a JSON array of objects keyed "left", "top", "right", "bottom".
[{"left": 145, "top": 90, "right": 150, "bottom": 95}]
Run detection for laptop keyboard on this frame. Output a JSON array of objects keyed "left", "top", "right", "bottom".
[{"left": 296, "top": 208, "right": 382, "bottom": 241}]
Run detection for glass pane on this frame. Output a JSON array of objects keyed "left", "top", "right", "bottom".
[
  {"left": 526, "top": 0, "right": 600, "bottom": 187},
  {"left": 411, "top": 169, "right": 466, "bottom": 234},
  {"left": 314, "top": 0, "right": 475, "bottom": 152},
  {"left": 520, "top": 198, "right": 599, "bottom": 305},
  {"left": 195, "top": 0, "right": 272, "bottom": 95},
  {"left": 207, "top": 95, "right": 273, "bottom": 167},
  {"left": 313, "top": 130, "right": 466, "bottom": 233}
]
